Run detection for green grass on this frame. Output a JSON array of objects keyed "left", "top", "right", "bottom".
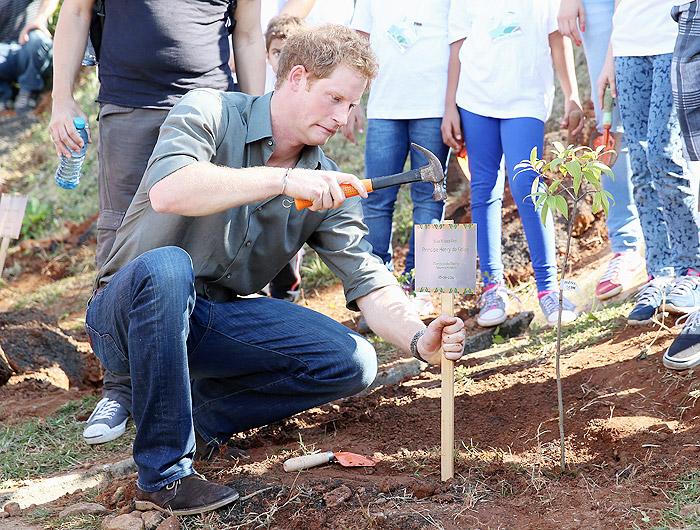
[
  {"left": 0, "top": 396, "right": 134, "bottom": 486},
  {"left": 635, "top": 472, "right": 700, "bottom": 529}
]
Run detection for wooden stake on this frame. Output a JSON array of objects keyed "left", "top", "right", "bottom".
[
  {"left": 441, "top": 219, "right": 455, "bottom": 481},
  {"left": 0, "top": 235, "right": 9, "bottom": 279}
]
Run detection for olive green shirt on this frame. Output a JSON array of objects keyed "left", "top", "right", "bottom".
[{"left": 96, "top": 89, "right": 397, "bottom": 310}]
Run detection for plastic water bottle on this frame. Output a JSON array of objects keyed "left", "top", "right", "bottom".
[{"left": 55, "top": 117, "right": 89, "bottom": 190}]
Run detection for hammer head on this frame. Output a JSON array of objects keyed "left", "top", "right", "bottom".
[{"left": 412, "top": 143, "right": 447, "bottom": 201}]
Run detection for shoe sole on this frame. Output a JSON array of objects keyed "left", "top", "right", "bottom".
[
  {"left": 597, "top": 285, "right": 623, "bottom": 300},
  {"left": 83, "top": 419, "right": 128, "bottom": 445},
  {"left": 477, "top": 313, "right": 507, "bottom": 327},
  {"left": 135, "top": 491, "right": 240, "bottom": 516},
  {"left": 663, "top": 303, "right": 700, "bottom": 314},
  {"left": 662, "top": 354, "right": 700, "bottom": 371}
]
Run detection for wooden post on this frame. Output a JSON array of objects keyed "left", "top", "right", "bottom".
[
  {"left": 0, "top": 235, "right": 9, "bottom": 280},
  {"left": 441, "top": 219, "right": 455, "bottom": 481}
]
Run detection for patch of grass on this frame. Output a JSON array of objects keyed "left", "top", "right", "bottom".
[
  {"left": 300, "top": 250, "right": 339, "bottom": 290},
  {"left": 635, "top": 472, "right": 700, "bottom": 529},
  {"left": 0, "top": 396, "right": 134, "bottom": 485}
]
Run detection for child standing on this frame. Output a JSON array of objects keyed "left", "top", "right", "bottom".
[
  {"left": 442, "top": 0, "right": 583, "bottom": 327},
  {"left": 597, "top": 0, "right": 700, "bottom": 327},
  {"left": 349, "top": 0, "right": 451, "bottom": 316}
]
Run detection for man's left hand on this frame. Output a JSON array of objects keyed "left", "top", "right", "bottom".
[
  {"left": 417, "top": 314, "right": 466, "bottom": 365},
  {"left": 19, "top": 22, "right": 52, "bottom": 45}
]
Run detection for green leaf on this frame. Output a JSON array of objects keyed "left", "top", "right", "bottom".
[
  {"left": 548, "top": 179, "right": 563, "bottom": 193},
  {"left": 529, "top": 146, "right": 538, "bottom": 165},
  {"left": 553, "top": 141, "right": 566, "bottom": 154},
  {"left": 601, "top": 192, "right": 610, "bottom": 217},
  {"left": 592, "top": 191, "right": 602, "bottom": 214},
  {"left": 530, "top": 175, "right": 541, "bottom": 198},
  {"left": 540, "top": 202, "right": 550, "bottom": 226},
  {"left": 554, "top": 194, "right": 569, "bottom": 219},
  {"left": 584, "top": 171, "right": 601, "bottom": 189},
  {"left": 573, "top": 173, "right": 582, "bottom": 195},
  {"left": 590, "top": 160, "right": 614, "bottom": 179},
  {"left": 564, "top": 160, "right": 582, "bottom": 182}
]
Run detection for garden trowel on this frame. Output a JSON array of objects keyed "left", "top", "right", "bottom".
[
  {"left": 592, "top": 85, "right": 618, "bottom": 167},
  {"left": 283, "top": 451, "right": 377, "bottom": 472}
]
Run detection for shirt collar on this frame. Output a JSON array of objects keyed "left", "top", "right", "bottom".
[{"left": 248, "top": 91, "right": 324, "bottom": 170}]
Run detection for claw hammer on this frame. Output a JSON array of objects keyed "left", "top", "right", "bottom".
[{"left": 293, "top": 143, "right": 446, "bottom": 210}]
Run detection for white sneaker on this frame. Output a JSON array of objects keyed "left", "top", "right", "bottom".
[
  {"left": 410, "top": 291, "right": 434, "bottom": 317},
  {"left": 539, "top": 291, "right": 578, "bottom": 326},
  {"left": 477, "top": 284, "right": 520, "bottom": 327},
  {"left": 83, "top": 397, "right": 130, "bottom": 444}
]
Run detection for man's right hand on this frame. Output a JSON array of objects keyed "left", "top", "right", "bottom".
[
  {"left": 557, "top": 0, "right": 585, "bottom": 47},
  {"left": 282, "top": 168, "right": 369, "bottom": 211},
  {"left": 49, "top": 98, "right": 91, "bottom": 158}
]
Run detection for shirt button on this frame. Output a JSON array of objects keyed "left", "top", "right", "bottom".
[
  {"left": 257, "top": 206, "right": 262, "bottom": 211},
  {"left": 245, "top": 241, "right": 251, "bottom": 247},
  {"left": 226, "top": 274, "right": 231, "bottom": 279},
  {"left": 267, "top": 140, "right": 273, "bottom": 146}
]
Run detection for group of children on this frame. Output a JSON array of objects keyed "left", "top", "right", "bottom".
[{"left": 265, "top": 1, "right": 700, "bottom": 358}]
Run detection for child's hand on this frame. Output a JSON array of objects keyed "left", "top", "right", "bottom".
[
  {"left": 341, "top": 106, "right": 364, "bottom": 146},
  {"left": 557, "top": 0, "right": 585, "bottom": 47},
  {"left": 441, "top": 105, "right": 462, "bottom": 151},
  {"left": 597, "top": 49, "right": 617, "bottom": 110},
  {"left": 562, "top": 99, "right": 585, "bottom": 141}
]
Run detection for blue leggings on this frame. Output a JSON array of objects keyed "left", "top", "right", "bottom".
[{"left": 459, "top": 108, "right": 557, "bottom": 292}]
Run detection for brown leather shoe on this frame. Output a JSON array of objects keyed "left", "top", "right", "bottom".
[{"left": 135, "top": 472, "right": 239, "bottom": 516}]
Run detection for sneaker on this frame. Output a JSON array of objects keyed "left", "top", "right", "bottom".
[
  {"left": 664, "top": 271, "right": 700, "bottom": 314},
  {"left": 627, "top": 277, "right": 674, "bottom": 325},
  {"left": 663, "top": 310, "right": 700, "bottom": 370},
  {"left": 410, "top": 291, "right": 434, "bottom": 317},
  {"left": 596, "top": 251, "right": 645, "bottom": 300},
  {"left": 356, "top": 314, "right": 371, "bottom": 334},
  {"left": 135, "top": 472, "right": 239, "bottom": 516},
  {"left": 14, "top": 89, "right": 40, "bottom": 115},
  {"left": 83, "top": 397, "right": 130, "bottom": 444},
  {"left": 538, "top": 291, "right": 578, "bottom": 326},
  {"left": 477, "top": 283, "right": 520, "bottom": 327}
]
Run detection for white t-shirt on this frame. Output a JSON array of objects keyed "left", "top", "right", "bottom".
[
  {"left": 350, "top": 0, "right": 450, "bottom": 120},
  {"left": 449, "top": 0, "right": 559, "bottom": 122},
  {"left": 611, "top": 0, "right": 678, "bottom": 57}
]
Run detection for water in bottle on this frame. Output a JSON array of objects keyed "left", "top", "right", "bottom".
[{"left": 55, "top": 117, "right": 89, "bottom": 190}]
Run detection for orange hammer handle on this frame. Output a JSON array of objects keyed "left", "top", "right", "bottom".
[{"left": 294, "top": 180, "right": 374, "bottom": 210}]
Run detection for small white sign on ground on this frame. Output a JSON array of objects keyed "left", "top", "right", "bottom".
[
  {"left": 0, "top": 194, "right": 28, "bottom": 239},
  {"left": 414, "top": 223, "right": 477, "bottom": 294}
]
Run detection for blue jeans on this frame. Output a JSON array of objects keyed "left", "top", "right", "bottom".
[
  {"left": 86, "top": 247, "right": 377, "bottom": 491},
  {"left": 459, "top": 109, "right": 557, "bottom": 292},
  {"left": 0, "top": 30, "right": 52, "bottom": 101},
  {"left": 580, "top": 0, "right": 643, "bottom": 253},
  {"left": 362, "top": 118, "right": 449, "bottom": 273},
  {"left": 615, "top": 54, "right": 700, "bottom": 277}
]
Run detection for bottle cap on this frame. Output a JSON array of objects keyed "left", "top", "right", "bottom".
[{"left": 73, "top": 117, "right": 86, "bottom": 129}]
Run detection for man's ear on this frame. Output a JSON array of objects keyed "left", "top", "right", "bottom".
[{"left": 287, "top": 65, "right": 307, "bottom": 93}]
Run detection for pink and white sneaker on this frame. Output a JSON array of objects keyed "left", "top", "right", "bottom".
[{"left": 596, "top": 251, "right": 645, "bottom": 300}]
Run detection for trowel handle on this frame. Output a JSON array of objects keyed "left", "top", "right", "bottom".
[
  {"left": 602, "top": 85, "right": 614, "bottom": 128},
  {"left": 283, "top": 451, "right": 334, "bottom": 472}
]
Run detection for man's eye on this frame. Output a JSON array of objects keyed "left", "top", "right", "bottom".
[{"left": 273, "top": 51, "right": 281, "bottom": 57}]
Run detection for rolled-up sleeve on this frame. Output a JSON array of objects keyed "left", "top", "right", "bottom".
[
  {"left": 308, "top": 197, "right": 398, "bottom": 311},
  {"left": 143, "top": 89, "right": 226, "bottom": 191}
]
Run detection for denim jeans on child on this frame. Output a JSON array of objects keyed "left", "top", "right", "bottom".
[
  {"left": 0, "top": 30, "right": 52, "bottom": 102},
  {"left": 615, "top": 53, "right": 700, "bottom": 277},
  {"left": 581, "top": 0, "right": 643, "bottom": 254},
  {"left": 86, "top": 247, "right": 377, "bottom": 491},
  {"left": 459, "top": 109, "right": 558, "bottom": 292},
  {"left": 362, "top": 118, "right": 449, "bottom": 273}
]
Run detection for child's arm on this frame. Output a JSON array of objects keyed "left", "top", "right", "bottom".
[
  {"left": 441, "top": 39, "right": 464, "bottom": 151},
  {"left": 232, "top": 0, "right": 266, "bottom": 96},
  {"left": 595, "top": 0, "right": 621, "bottom": 109},
  {"left": 549, "top": 30, "right": 584, "bottom": 137},
  {"left": 557, "top": 0, "right": 585, "bottom": 48}
]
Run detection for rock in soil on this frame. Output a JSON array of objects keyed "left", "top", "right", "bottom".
[{"left": 58, "top": 502, "right": 108, "bottom": 518}]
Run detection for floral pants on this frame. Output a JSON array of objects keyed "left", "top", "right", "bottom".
[{"left": 615, "top": 54, "right": 700, "bottom": 277}]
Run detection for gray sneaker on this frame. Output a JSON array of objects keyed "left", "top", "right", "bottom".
[
  {"left": 14, "top": 89, "right": 40, "bottom": 115},
  {"left": 83, "top": 397, "right": 130, "bottom": 444}
]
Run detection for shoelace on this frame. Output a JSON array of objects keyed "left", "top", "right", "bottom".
[
  {"left": 165, "top": 472, "right": 206, "bottom": 495},
  {"left": 635, "top": 279, "right": 670, "bottom": 305},
  {"left": 599, "top": 254, "right": 626, "bottom": 283},
  {"left": 539, "top": 291, "right": 576, "bottom": 315},
  {"left": 14, "top": 91, "right": 30, "bottom": 109},
  {"left": 675, "top": 310, "right": 700, "bottom": 334},
  {"left": 669, "top": 275, "right": 700, "bottom": 296},
  {"left": 91, "top": 399, "right": 121, "bottom": 421},
  {"left": 479, "top": 285, "right": 523, "bottom": 312}
]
